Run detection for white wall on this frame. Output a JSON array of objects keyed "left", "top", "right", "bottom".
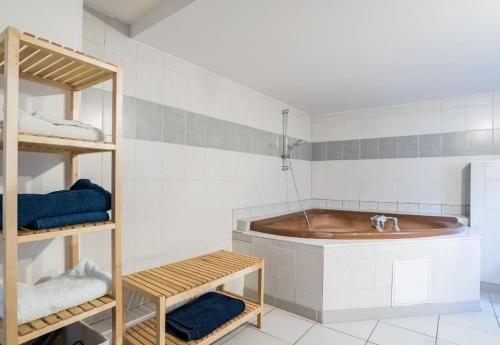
[{"left": 0, "top": 0, "right": 82, "bottom": 49}]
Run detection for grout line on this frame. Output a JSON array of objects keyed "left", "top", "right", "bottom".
[
  {"left": 381, "top": 319, "right": 439, "bottom": 339},
  {"left": 319, "top": 323, "right": 372, "bottom": 343},
  {"left": 252, "top": 326, "right": 299, "bottom": 344},
  {"left": 434, "top": 315, "right": 440, "bottom": 345},
  {"left": 366, "top": 320, "right": 380, "bottom": 344},
  {"left": 217, "top": 325, "right": 248, "bottom": 344},
  {"left": 293, "top": 323, "right": 315, "bottom": 345},
  {"left": 488, "top": 292, "right": 500, "bottom": 329}
]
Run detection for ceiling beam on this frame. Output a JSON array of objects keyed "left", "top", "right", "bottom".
[{"left": 130, "top": 0, "right": 197, "bottom": 37}]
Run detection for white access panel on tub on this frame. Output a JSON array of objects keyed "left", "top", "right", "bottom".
[{"left": 392, "top": 259, "right": 432, "bottom": 306}]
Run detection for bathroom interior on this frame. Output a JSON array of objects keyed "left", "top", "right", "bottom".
[{"left": 0, "top": 0, "right": 499, "bottom": 344}]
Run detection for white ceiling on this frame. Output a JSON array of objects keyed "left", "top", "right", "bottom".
[
  {"left": 83, "top": 0, "right": 163, "bottom": 24},
  {"left": 89, "top": 0, "right": 500, "bottom": 115}
]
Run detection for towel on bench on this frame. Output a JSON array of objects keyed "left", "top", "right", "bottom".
[
  {"left": 0, "top": 179, "right": 111, "bottom": 229},
  {"left": 166, "top": 292, "right": 245, "bottom": 341}
]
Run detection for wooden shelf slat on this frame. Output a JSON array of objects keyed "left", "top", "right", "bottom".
[
  {"left": 12, "top": 295, "right": 116, "bottom": 344},
  {"left": 0, "top": 131, "right": 115, "bottom": 154},
  {"left": 16, "top": 221, "right": 115, "bottom": 244}
]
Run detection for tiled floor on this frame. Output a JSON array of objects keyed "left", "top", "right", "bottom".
[{"left": 213, "top": 291, "right": 500, "bottom": 345}]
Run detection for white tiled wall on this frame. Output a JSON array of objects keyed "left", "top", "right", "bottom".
[
  {"left": 312, "top": 93, "right": 500, "bottom": 141},
  {"left": 312, "top": 157, "right": 475, "bottom": 215},
  {"left": 312, "top": 92, "right": 500, "bottom": 215},
  {"left": 470, "top": 162, "right": 500, "bottom": 284}
]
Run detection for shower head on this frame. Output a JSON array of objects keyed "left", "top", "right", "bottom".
[{"left": 288, "top": 139, "right": 304, "bottom": 155}]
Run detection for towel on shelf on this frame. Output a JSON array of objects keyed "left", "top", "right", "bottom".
[
  {"left": 0, "top": 259, "right": 111, "bottom": 324},
  {"left": 0, "top": 179, "right": 111, "bottom": 229},
  {"left": 0, "top": 109, "right": 105, "bottom": 141},
  {"left": 166, "top": 292, "right": 246, "bottom": 341},
  {"left": 26, "top": 211, "right": 110, "bottom": 230}
]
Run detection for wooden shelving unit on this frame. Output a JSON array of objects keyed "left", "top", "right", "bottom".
[
  {"left": 0, "top": 27, "right": 123, "bottom": 344},
  {"left": 123, "top": 250, "right": 264, "bottom": 345}
]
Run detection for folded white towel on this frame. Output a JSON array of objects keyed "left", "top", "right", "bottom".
[
  {"left": 32, "top": 110, "right": 93, "bottom": 129},
  {"left": 0, "top": 259, "right": 112, "bottom": 324},
  {"left": 0, "top": 109, "right": 105, "bottom": 141}
]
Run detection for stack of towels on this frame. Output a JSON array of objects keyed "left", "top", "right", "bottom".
[{"left": 0, "top": 179, "right": 111, "bottom": 230}]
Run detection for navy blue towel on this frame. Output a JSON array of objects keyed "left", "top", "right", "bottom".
[
  {"left": 26, "top": 211, "right": 110, "bottom": 230},
  {"left": 166, "top": 292, "right": 245, "bottom": 341},
  {"left": 0, "top": 179, "right": 111, "bottom": 229}
]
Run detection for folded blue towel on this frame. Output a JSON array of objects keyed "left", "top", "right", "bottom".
[
  {"left": 166, "top": 292, "right": 245, "bottom": 341},
  {"left": 0, "top": 179, "right": 111, "bottom": 229},
  {"left": 26, "top": 211, "right": 110, "bottom": 230}
]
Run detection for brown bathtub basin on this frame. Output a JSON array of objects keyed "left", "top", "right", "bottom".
[{"left": 249, "top": 209, "right": 464, "bottom": 239}]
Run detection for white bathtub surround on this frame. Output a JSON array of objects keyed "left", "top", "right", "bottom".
[
  {"left": 470, "top": 162, "right": 500, "bottom": 287},
  {"left": 232, "top": 227, "right": 480, "bottom": 323}
]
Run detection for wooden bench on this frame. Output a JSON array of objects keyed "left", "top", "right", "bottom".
[{"left": 123, "top": 250, "right": 264, "bottom": 345}]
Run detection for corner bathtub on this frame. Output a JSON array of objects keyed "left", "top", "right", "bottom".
[
  {"left": 249, "top": 209, "right": 464, "bottom": 239},
  {"left": 235, "top": 208, "right": 479, "bottom": 323}
]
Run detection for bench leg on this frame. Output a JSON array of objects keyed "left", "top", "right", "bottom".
[
  {"left": 156, "top": 296, "right": 166, "bottom": 345},
  {"left": 257, "top": 265, "right": 265, "bottom": 329}
]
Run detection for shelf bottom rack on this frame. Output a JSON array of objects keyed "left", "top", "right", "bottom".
[
  {"left": 0, "top": 295, "right": 116, "bottom": 344},
  {"left": 124, "top": 292, "right": 261, "bottom": 345}
]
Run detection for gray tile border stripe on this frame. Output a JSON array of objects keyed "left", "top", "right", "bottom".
[
  {"left": 94, "top": 89, "right": 500, "bottom": 162},
  {"left": 94, "top": 89, "right": 311, "bottom": 160},
  {"left": 312, "top": 129, "right": 500, "bottom": 161}
]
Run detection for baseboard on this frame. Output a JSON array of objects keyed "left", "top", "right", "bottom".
[
  {"left": 320, "top": 300, "right": 480, "bottom": 323},
  {"left": 244, "top": 287, "right": 480, "bottom": 324}
]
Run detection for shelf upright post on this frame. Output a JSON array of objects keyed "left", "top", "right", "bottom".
[
  {"left": 111, "top": 67, "right": 123, "bottom": 345},
  {"left": 67, "top": 90, "right": 81, "bottom": 268},
  {"left": 2, "top": 26, "right": 20, "bottom": 345}
]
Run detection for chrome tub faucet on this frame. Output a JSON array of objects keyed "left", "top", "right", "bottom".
[{"left": 371, "top": 215, "right": 400, "bottom": 232}]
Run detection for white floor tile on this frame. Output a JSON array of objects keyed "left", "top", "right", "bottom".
[
  {"left": 490, "top": 292, "right": 500, "bottom": 315},
  {"left": 439, "top": 312, "right": 500, "bottom": 334},
  {"left": 436, "top": 340, "right": 458, "bottom": 345},
  {"left": 213, "top": 325, "right": 247, "bottom": 345},
  {"left": 369, "top": 322, "right": 435, "bottom": 345},
  {"left": 295, "top": 325, "right": 365, "bottom": 345},
  {"left": 249, "top": 305, "right": 274, "bottom": 325},
  {"left": 489, "top": 292, "right": 500, "bottom": 304},
  {"left": 324, "top": 319, "right": 378, "bottom": 340},
  {"left": 223, "top": 327, "right": 289, "bottom": 345},
  {"left": 383, "top": 315, "right": 438, "bottom": 337},
  {"left": 438, "top": 322, "right": 500, "bottom": 345},
  {"left": 479, "top": 291, "right": 496, "bottom": 315},
  {"left": 257, "top": 309, "right": 314, "bottom": 344}
]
